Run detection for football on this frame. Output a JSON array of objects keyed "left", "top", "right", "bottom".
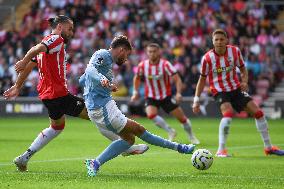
[{"left": 191, "top": 149, "right": 213, "bottom": 170}]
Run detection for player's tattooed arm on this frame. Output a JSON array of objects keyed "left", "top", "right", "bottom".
[
  {"left": 15, "top": 44, "right": 47, "bottom": 73},
  {"left": 4, "top": 61, "right": 37, "bottom": 99}
]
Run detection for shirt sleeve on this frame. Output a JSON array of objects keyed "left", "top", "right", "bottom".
[
  {"left": 164, "top": 61, "right": 177, "bottom": 76},
  {"left": 79, "top": 73, "right": 86, "bottom": 87},
  {"left": 236, "top": 47, "right": 245, "bottom": 68},
  {"left": 92, "top": 50, "right": 110, "bottom": 67},
  {"left": 41, "top": 35, "right": 64, "bottom": 54},
  {"left": 200, "top": 56, "right": 209, "bottom": 76},
  {"left": 85, "top": 52, "right": 108, "bottom": 86}
]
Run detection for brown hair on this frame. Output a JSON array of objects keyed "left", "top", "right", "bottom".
[
  {"left": 212, "top": 29, "right": 228, "bottom": 38},
  {"left": 146, "top": 43, "right": 160, "bottom": 49},
  {"left": 110, "top": 35, "right": 132, "bottom": 50},
  {"left": 48, "top": 15, "right": 73, "bottom": 29}
]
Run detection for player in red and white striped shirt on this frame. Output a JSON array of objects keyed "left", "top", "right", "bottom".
[
  {"left": 131, "top": 43, "right": 199, "bottom": 144},
  {"left": 192, "top": 29, "right": 284, "bottom": 157}
]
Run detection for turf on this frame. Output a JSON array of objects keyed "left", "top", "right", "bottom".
[{"left": 0, "top": 117, "right": 284, "bottom": 189}]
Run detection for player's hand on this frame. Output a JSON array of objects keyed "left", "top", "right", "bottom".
[
  {"left": 240, "top": 82, "right": 248, "bottom": 92},
  {"left": 109, "top": 83, "right": 118, "bottom": 92},
  {"left": 3, "top": 85, "right": 20, "bottom": 100},
  {"left": 100, "top": 76, "right": 110, "bottom": 87},
  {"left": 130, "top": 94, "right": 139, "bottom": 102},
  {"left": 175, "top": 93, "right": 182, "bottom": 104},
  {"left": 192, "top": 102, "right": 200, "bottom": 114},
  {"left": 15, "top": 60, "right": 26, "bottom": 73}
]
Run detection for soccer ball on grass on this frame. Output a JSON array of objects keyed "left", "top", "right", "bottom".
[{"left": 191, "top": 149, "right": 213, "bottom": 170}]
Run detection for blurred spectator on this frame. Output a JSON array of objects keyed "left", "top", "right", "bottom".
[{"left": 0, "top": 0, "right": 283, "bottom": 100}]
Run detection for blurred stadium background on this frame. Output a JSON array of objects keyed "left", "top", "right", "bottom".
[{"left": 0, "top": 0, "right": 284, "bottom": 118}]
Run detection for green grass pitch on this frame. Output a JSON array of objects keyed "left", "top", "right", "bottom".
[{"left": 0, "top": 117, "right": 284, "bottom": 189}]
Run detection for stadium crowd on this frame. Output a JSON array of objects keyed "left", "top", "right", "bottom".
[{"left": 0, "top": 0, "right": 283, "bottom": 101}]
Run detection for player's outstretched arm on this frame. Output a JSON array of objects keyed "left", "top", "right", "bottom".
[
  {"left": 172, "top": 73, "right": 183, "bottom": 104},
  {"left": 4, "top": 61, "right": 37, "bottom": 99},
  {"left": 192, "top": 75, "right": 207, "bottom": 114},
  {"left": 130, "top": 75, "right": 141, "bottom": 102},
  {"left": 15, "top": 44, "right": 47, "bottom": 73}
]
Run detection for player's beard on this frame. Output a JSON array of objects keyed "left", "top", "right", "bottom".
[
  {"left": 116, "top": 57, "right": 125, "bottom": 66},
  {"left": 215, "top": 46, "right": 226, "bottom": 55},
  {"left": 150, "top": 56, "right": 159, "bottom": 64},
  {"left": 61, "top": 33, "right": 70, "bottom": 44}
]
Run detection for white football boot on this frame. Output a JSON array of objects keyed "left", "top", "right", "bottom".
[{"left": 121, "top": 144, "right": 149, "bottom": 156}]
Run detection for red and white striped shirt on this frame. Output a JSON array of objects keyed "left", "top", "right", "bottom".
[
  {"left": 137, "top": 59, "right": 177, "bottom": 100},
  {"left": 36, "top": 34, "right": 68, "bottom": 100},
  {"left": 200, "top": 45, "right": 245, "bottom": 95}
]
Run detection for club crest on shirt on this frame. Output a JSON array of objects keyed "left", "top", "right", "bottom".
[
  {"left": 147, "top": 74, "right": 162, "bottom": 80},
  {"left": 213, "top": 65, "right": 233, "bottom": 73},
  {"left": 97, "top": 57, "right": 104, "bottom": 65}
]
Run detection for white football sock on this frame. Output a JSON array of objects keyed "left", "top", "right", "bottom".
[
  {"left": 182, "top": 119, "right": 194, "bottom": 138},
  {"left": 255, "top": 117, "right": 272, "bottom": 148},
  {"left": 21, "top": 126, "right": 63, "bottom": 161},
  {"left": 218, "top": 117, "right": 232, "bottom": 151},
  {"left": 152, "top": 115, "right": 174, "bottom": 133}
]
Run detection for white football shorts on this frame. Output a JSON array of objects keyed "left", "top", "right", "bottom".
[{"left": 88, "top": 100, "right": 127, "bottom": 133}]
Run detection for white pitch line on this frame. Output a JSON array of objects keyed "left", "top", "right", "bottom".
[{"left": 0, "top": 143, "right": 283, "bottom": 166}]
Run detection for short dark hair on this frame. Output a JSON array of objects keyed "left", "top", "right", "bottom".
[
  {"left": 146, "top": 43, "right": 160, "bottom": 49},
  {"left": 48, "top": 15, "right": 73, "bottom": 29},
  {"left": 212, "top": 29, "right": 227, "bottom": 38},
  {"left": 110, "top": 35, "right": 132, "bottom": 50}
]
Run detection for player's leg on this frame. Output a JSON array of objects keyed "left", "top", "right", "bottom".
[
  {"left": 216, "top": 102, "right": 234, "bottom": 157},
  {"left": 214, "top": 92, "right": 234, "bottom": 157},
  {"left": 14, "top": 97, "right": 66, "bottom": 171},
  {"left": 244, "top": 100, "right": 284, "bottom": 156},
  {"left": 97, "top": 126, "right": 148, "bottom": 156},
  {"left": 169, "top": 106, "right": 200, "bottom": 144},
  {"left": 85, "top": 100, "right": 135, "bottom": 176},
  {"left": 124, "top": 119, "right": 194, "bottom": 154},
  {"left": 97, "top": 116, "right": 194, "bottom": 165},
  {"left": 85, "top": 100, "right": 194, "bottom": 176},
  {"left": 14, "top": 115, "right": 65, "bottom": 172},
  {"left": 87, "top": 118, "right": 195, "bottom": 176},
  {"left": 66, "top": 94, "right": 149, "bottom": 156},
  {"left": 145, "top": 101, "right": 176, "bottom": 141}
]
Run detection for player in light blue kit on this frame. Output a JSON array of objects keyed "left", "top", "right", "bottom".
[{"left": 80, "top": 35, "right": 195, "bottom": 177}]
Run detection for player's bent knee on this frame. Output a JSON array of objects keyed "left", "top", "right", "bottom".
[
  {"left": 178, "top": 116, "right": 187, "bottom": 124},
  {"left": 132, "top": 124, "right": 146, "bottom": 136},
  {"left": 51, "top": 123, "right": 65, "bottom": 130},
  {"left": 254, "top": 110, "right": 264, "bottom": 119},
  {"left": 123, "top": 135, "right": 135, "bottom": 145},
  {"left": 222, "top": 111, "right": 234, "bottom": 118},
  {"left": 147, "top": 114, "right": 157, "bottom": 119}
]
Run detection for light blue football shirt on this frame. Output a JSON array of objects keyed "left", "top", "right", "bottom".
[{"left": 79, "top": 49, "right": 114, "bottom": 110}]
